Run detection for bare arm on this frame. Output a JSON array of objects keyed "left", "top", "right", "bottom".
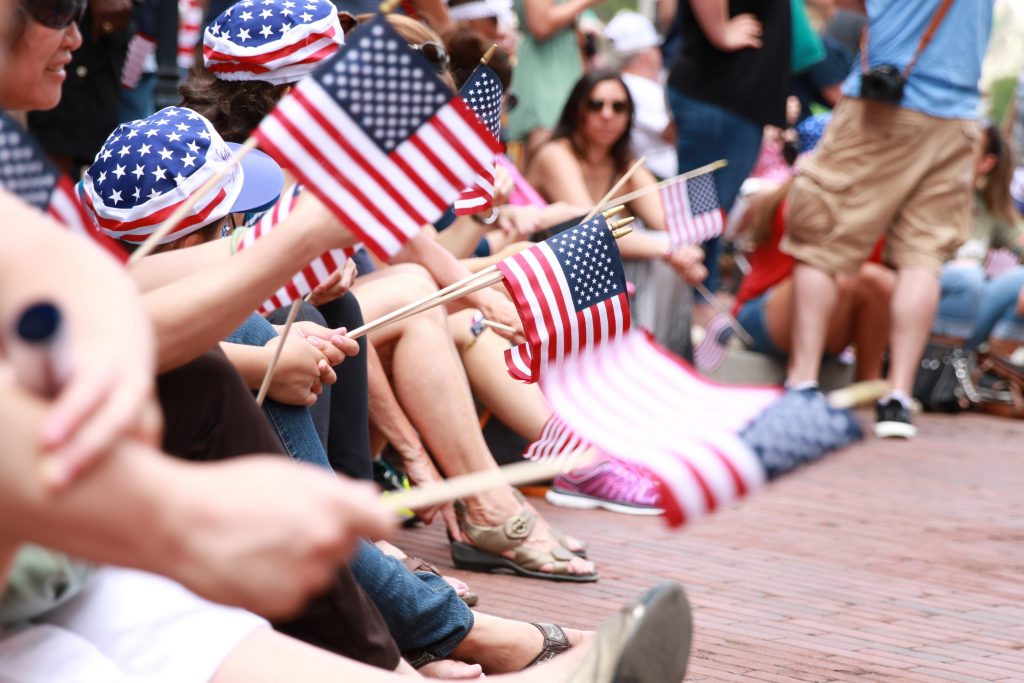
[
  {"left": 527, "top": 141, "right": 596, "bottom": 207},
  {"left": 523, "top": 0, "right": 598, "bottom": 42},
  {"left": 690, "top": 0, "right": 762, "bottom": 51},
  {"left": 138, "top": 195, "right": 360, "bottom": 372}
]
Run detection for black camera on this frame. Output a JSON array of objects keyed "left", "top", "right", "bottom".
[{"left": 860, "top": 64, "right": 905, "bottom": 104}]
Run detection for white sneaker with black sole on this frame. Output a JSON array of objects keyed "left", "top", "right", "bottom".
[{"left": 874, "top": 398, "right": 917, "bottom": 439}]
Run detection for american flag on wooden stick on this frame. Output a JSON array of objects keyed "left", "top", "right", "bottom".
[
  {"left": 661, "top": 170, "right": 725, "bottom": 249},
  {"left": 237, "top": 183, "right": 358, "bottom": 314},
  {"left": 523, "top": 414, "right": 589, "bottom": 462},
  {"left": 453, "top": 64, "right": 503, "bottom": 216},
  {"left": 0, "top": 111, "right": 126, "bottom": 262},
  {"left": 253, "top": 16, "right": 501, "bottom": 260},
  {"left": 498, "top": 215, "right": 631, "bottom": 384},
  {"left": 540, "top": 330, "right": 781, "bottom": 527}
]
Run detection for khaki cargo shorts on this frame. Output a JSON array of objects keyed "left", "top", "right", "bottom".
[{"left": 780, "top": 97, "right": 978, "bottom": 276}]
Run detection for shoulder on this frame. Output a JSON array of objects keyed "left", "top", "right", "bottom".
[{"left": 530, "top": 139, "right": 581, "bottom": 174}]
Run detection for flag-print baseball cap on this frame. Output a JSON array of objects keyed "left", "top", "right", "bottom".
[
  {"left": 203, "top": 0, "right": 344, "bottom": 85},
  {"left": 82, "top": 107, "right": 283, "bottom": 245}
]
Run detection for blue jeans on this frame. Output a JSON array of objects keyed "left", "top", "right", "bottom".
[
  {"left": 225, "top": 313, "right": 331, "bottom": 469},
  {"left": 933, "top": 263, "right": 1024, "bottom": 348},
  {"left": 667, "top": 88, "right": 763, "bottom": 297},
  {"left": 736, "top": 292, "right": 786, "bottom": 359},
  {"left": 226, "top": 314, "right": 474, "bottom": 659},
  {"left": 351, "top": 541, "right": 473, "bottom": 659}
]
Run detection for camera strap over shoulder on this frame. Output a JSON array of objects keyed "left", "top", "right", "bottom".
[{"left": 860, "top": 0, "right": 956, "bottom": 80}]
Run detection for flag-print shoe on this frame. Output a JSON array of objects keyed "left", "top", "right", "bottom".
[{"left": 546, "top": 461, "right": 664, "bottom": 516}]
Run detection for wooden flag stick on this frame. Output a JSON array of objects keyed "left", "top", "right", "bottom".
[
  {"left": 385, "top": 448, "right": 593, "bottom": 511},
  {"left": 128, "top": 137, "right": 259, "bottom": 264},
  {"left": 695, "top": 282, "right": 754, "bottom": 347},
  {"left": 827, "top": 380, "right": 889, "bottom": 409},
  {"left": 481, "top": 44, "right": 497, "bottom": 65},
  {"left": 583, "top": 156, "right": 646, "bottom": 222},
  {"left": 597, "top": 159, "right": 728, "bottom": 214},
  {"left": 481, "top": 319, "right": 516, "bottom": 334},
  {"left": 255, "top": 293, "right": 311, "bottom": 406}
]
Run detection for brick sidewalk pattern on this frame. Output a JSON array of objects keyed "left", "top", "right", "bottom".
[{"left": 396, "top": 412, "right": 1024, "bottom": 682}]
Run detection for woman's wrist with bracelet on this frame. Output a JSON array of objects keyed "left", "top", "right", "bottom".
[{"left": 472, "top": 207, "right": 500, "bottom": 226}]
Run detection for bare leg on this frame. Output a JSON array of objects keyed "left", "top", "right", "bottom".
[
  {"left": 786, "top": 262, "right": 840, "bottom": 386},
  {"left": 448, "top": 309, "right": 551, "bottom": 442},
  {"left": 888, "top": 267, "right": 940, "bottom": 396},
  {"left": 848, "top": 263, "right": 895, "bottom": 381},
  {"left": 451, "top": 612, "right": 589, "bottom": 674},
  {"left": 212, "top": 627, "right": 587, "bottom": 683},
  {"left": 353, "top": 269, "right": 594, "bottom": 576}
]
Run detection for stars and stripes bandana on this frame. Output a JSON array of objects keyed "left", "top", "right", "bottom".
[
  {"left": 661, "top": 170, "right": 725, "bottom": 249},
  {"left": 82, "top": 107, "right": 243, "bottom": 245},
  {"left": 0, "top": 111, "right": 125, "bottom": 261},
  {"left": 540, "top": 330, "right": 783, "bottom": 527},
  {"left": 453, "top": 64, "right": 503, "bottom": 216},
  {"left": 204, "top": 0, "right": 343, "bottom": 85},
  {"left": 237, "top": 183, "right": 358, "bottom": 314},
  {"left": 498, "top": 215, "right": 631, "bottom": 384},
  {"left": 254, "top": 16, "right": 502, "bottom": 260}
]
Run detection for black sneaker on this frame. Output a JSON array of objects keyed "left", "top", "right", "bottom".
[{"left": 874, "top": 398, "right": 917, "bottom": 439}]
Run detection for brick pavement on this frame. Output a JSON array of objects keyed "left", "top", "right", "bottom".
[{"left": 396, "top": 411, "right": 1024, "bottom": 682}]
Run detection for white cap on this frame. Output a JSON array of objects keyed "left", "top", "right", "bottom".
[{"left": 604, "top": 11, "right": 660, "bottom": 55}]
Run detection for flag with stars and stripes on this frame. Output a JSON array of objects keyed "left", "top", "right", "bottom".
[
  {"left": 81, "top": 107, "right": 243, "bottom": 246},
  {"left": 0, "top": 111, "right": 125, "bottom": 261},
  {"left": 661, "top": 170, "right": 725, "bottom": 248},
  {"left": 253, "top": 16, "right": 502, "bottom": 260},
  {"left": 498, "top": 215, "right": 631, "bottom": 384},
  {"left": 523, "top": 414, "right": 588, "bottom": 462},
  {"left": 453, "top": 64, "right": 503, "bottom": 216},
  {"left": 693, "top": 314, "right": 734, "bottom": 373},
  {"left": 540, "top": 330, "right": 783, "bottom": 528},
  {"left": 237, "top": 183, "right": 359, "bottom": 314},
  {"left": 203, "top": 0, "right": 343, "bottom": 85}
]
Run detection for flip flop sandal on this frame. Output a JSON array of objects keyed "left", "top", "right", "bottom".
[
  {"left": 401, "top": 556, "right": 480, "bottom": 607},
  {"left": 451, "top": 501, "right": 599, "bottom": 583},
  {"left": 526, "top": 622, "right": 574, "bottom": 667},
  {"left": 569, "top": 581, "right": 692, "bottom": 683}
]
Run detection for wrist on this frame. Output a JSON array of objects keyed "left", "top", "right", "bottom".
[{"left": 473, "top": 207, "right": 500, "bottom": 226}]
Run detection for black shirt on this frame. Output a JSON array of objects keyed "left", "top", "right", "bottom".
[{"left": 667, "top": 0, "right": 792, "bottom": 128}]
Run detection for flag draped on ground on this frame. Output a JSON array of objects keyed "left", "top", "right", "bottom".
[
  {"left": 0, "top": 111, "right": 125, "bottom": 261},
  {"left": 253, "top": 16, "right": 501, "bottom": 259},
  {"left": 453, "top": 64, "right": 503, "bottom": 216},
  {"left": 237, "top": 184, "right": 358, "bottom": 314},
  {"left": 538, "top": 330, "right": 861, "bottom": 527},
  {"left": 498, "top": 214, "right": 631, "bottom": 383},
  {"left": 661, "top": 170, "right": 725, "bottom": 249}
]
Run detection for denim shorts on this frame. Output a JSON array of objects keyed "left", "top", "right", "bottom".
[{"left": 735, "top": 292, "right": 786, "bottom": 360}]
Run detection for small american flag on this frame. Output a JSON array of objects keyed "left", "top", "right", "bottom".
[
  {"left": 254, "top": 16, "right": 501, "bottom": 259},
  {"left": 203, "top": 0, "right": 343, "bottom": 84},
  {"left": 661, "top": 171, "right": 725, "bottom": 249},
  {"left": 0, "top": 112, "right": 125, "bottom": 261},
  {"left": 453, "top": 64, "right": 503, "bottom": 216},
  {"left": 539, "top": 330, "right": 780, "bottom": 527},
  {"left": 178, "top": 0, "right": 204, "bottom": 69},
  {"left": 238, "top": 183, "right": 358, "bottom": 314},
  {"left": 984, "top": 248, "right": 1018, "bottom": 279},
  {"left": 498, "top": 215, "right": 631, "bottom": 384},
  {"left": 693, "top": 314, "right": 734, "bottom": 373},
  {"left": 523, "top": 414, "right": 588, "bottom": 462}
]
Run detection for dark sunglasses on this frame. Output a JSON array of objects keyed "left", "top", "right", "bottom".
[
  {"left": 586, "top": 97, "right": 629, "bottom": 115},
  {"left": 22, "top": 0, "right": 86, "bottom": 29},
  {"left": 338, "top": 11, "right": 449, "bottom": 74}
]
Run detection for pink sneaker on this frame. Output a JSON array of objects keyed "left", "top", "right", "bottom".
[{"left": 546, "top": 461, "right": 664, "bottom": 516}]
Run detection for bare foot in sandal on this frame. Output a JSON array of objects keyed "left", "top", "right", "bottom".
[
  {"left": 417, "top": 659, "right": 484, "bottom": 679},
  {"left": 452, "top": 489, "right": 597, "bottom": 581},
  {"left": 451, "top": 613, "right": 591, "bottom": 674}
]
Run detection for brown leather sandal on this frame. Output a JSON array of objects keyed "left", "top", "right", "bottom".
[
  {"left": 449, "top": 501, "right": 599, "bottom": 582},
  {"left": 526, "top": 622, "right": 574, "bottom": 667}
]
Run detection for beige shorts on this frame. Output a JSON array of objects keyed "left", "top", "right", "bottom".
[{"left": 781, "top": 98, "right": 978, "bottom": 276}]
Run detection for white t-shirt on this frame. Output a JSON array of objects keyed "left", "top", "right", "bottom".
[{"left": 621, "top": 72, "right": 678, "bottom": 180}]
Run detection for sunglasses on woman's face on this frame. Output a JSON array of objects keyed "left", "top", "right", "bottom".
[
  {"left": 23, "top": 0, "right": 86, "bottom": 29},
  {"left": 338, "top": 12, "right": 449, "bottom": 74},
  {"left": 586, "top": 97, "right": 629, "bottom": 115}
]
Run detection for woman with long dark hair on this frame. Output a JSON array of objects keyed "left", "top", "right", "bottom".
[{"left": 527, "top": 69, "right": 708, "bottom": 358}]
